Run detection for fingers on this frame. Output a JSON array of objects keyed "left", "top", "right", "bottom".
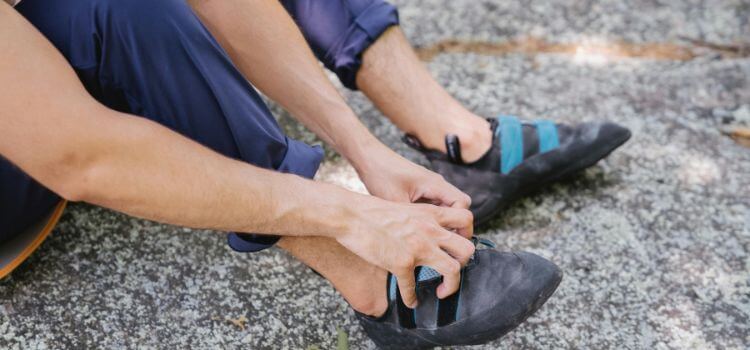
[
  {"left": 397, "top": 247, "right": 465, "bottom": 307},
  {"left": 432, "top": 206, "right": 474, "bottom": 239},
  {"left": 396, "top": 241, "right": 471, "bottom": 307},
  {"left": 421, "top": 180, "right": 472, "bottom": 210},
  {"left": 436, "top": 229, "right": 476, "bottom": 265},
  {"left": 395, "top": 271, "right": 418, "bottom": 308},
  {"left": 436, "top": 176, "right": 471, "bottom": 209},
  {"left": 450, "top": 191, "right": 472, "bottom": 210},
  {"left": 396, "top": 228, "right": 473, "bottom": 306},
  {"left": 420, "top": 249, "right": 463, "bottom": 299}
]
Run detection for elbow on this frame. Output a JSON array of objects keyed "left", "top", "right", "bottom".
[
  {"left": 45, "top": 152, "right": 101, "bottom": 203},
  {"left": 53, "top": 177, "right": 88, "bottom": 202}
]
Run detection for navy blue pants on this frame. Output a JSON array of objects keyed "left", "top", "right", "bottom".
[{"left": 1, "top": 0, "right": 399, "bottom": 251}]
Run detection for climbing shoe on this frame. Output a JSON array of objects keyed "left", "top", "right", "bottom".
[
  {"left": 355, "top": 239, "right": 562, "bottom": 349},
  {"left": 405, "top": 116, "right": 631, "bottom": 226}
]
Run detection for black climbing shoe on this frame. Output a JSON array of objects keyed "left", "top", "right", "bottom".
[
  {"left": 405, "top": 116, "right": 631, "bottom": 226},
  {"left": 355, "top": 239, "right": 562, "bottom": 349}
]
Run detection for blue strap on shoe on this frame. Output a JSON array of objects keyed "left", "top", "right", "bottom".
[
  {"left": 389, "top": 274, "right": 398, "bottom": 301},
  {"left": 389, "top": 238, "right": 499, "bottom": 327},
  {"left": 534, "top": 119, "right": 560, "bottom": 153},
  {"left": 414, "top": 266, "right": 441, "bottom": 324},
  {"left": 417, "top": 266, "right": 440, "bottom": 281},
  {"left": 389, "top": 267, "right": 441, "bottom": 301},
  {"left": 497, "top": 115, "right": 524, "bottom": 174}
]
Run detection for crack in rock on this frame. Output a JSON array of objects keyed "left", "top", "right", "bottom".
[{"left": 415, "top": 36, "right": 750, "bottom": 62}]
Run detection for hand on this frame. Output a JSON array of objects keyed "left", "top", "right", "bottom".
[
  {"left": 355, "top": 145, "right": 471, "bottom": 209},
  {"left": 335, "top": 196, "right": 475, "bottom": 308}
]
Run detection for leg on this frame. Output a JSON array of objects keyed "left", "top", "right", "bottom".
[
  {"left": 18, "top": 0, "right": 322, "bottom": 175},
  {"left": 18, "top": 0, "right": 324, "bottom": 252},
  {"left": 15, "top": 0, "right": 387, "bottom": 315},
  {"left": 357, "top": 27, "right": 493, "bottom": 162},
  {"left": 280, "top": 0, "right": 399, "bottom": 90},
  {"left": 281, "top": 0, "right": 491, "bottom": 162},
  {"left": 278, "top": 236, "right": 388, "bottom": 316},
  {"left": 281, "top": 0, "right": 630, "bottom": 227}
]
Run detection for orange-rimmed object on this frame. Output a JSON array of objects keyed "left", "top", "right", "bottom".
[{"left": 0, "top": 200, "right": 66, "bottom": 278}]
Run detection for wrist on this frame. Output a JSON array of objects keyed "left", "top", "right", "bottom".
[
  {"left": 308, "top": 181, "right": 373, "bottom": 240},
  {"left": 323, "top": 184, "right": 390, "bottom": 240},
  {"left": 343, "top": 135, "right": 397, "bottom": 177}
]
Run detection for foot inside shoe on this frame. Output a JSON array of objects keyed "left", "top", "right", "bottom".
[
  {"left": 405, "top": 116, "right": 632, "bottom": 225},
  {"left": 355, "top": 239, "right": 563, "bottom": 349}
]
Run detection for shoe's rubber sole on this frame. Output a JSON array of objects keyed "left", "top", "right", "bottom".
[
  {"left": 359, "top": 266, "right": 563, "bottom": 349},
  {"left": 473, "top": 129, "right": 632, "bottom": 227}
]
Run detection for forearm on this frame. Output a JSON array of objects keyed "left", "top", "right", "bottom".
[
  {"left": 75, "top": 114, "right": 368, "bottom": 237},
  {"left": 0, "top": 3, "right": 363, "bottom": 238},
  {"left": 187, "top": 0, "right": 387, "bottom": 171}
]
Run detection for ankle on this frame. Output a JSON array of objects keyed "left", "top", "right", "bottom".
[
  {"left": 277, "top": 236, "right": 389, "bottom": 317},
  {"left": 340, "top": 266, "right": 389, "bottom": 317},
  {"left": 451, "top": 119, "right": 493, "bottom": 162},
  {"left": 416, "top": 113, "right": 492, "bottom": 163}
]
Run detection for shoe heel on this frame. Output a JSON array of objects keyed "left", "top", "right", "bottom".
[{"left": 357, "top": 316, "right": 436, "bottom": 350}]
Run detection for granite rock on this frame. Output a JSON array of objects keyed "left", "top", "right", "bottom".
[{"left": 2, "top": 1, "right": 749, "bottom": 349}]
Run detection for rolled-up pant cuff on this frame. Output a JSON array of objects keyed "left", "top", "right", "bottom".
[
  {"left": 328, "top": 2, "right": 399, "bottom": 89},
  {"left": 227, "top": 139, "right": 324, "bottom": 253},
  {"left": 281, "top": 0, "right": 400, "bottom": 90}
]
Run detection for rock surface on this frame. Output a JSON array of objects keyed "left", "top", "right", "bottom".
[{"left": 2, "top": 1, "right": 749, "bottom": 349}]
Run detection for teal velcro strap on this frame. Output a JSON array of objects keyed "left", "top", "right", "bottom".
[
  {"left": 534, "top": 119, "right": 560, "bottom": 153},
  {"left": 417, "top": 266, "right": 440, "bottom": 281},
  {"left": 497, "top": 115, "right": 524, "bottom": 174},
  {"left": 389, "top": 266, "right": 441, "bottom": 301}
]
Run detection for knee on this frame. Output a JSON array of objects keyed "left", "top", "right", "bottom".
[
  {"left": 98, "top": 0, "right": 201, "bottom": 39},
  {"left": 281, "top": 0, "right": 399, "bottom": 89},
  {"left": 283, "top": 0, "right": 398, "bottom": 56},
  {"left": 101, "top": 0, "right": 191, "bottom": 17},
  {"left": 282, "top": 0, "right": 398, "bottom": 89},
  {"left": 281, "top": 0, "right": 346, "bottom": 56}
]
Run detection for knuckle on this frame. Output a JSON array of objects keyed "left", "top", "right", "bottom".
[
  {"left": 425, "top": 205, "right": 442, "bottom": 218},
  {"left": 404, "top": 235, "right": 425, "bottom": 253},
  {"left": 445, "top": 260, "right": 461, "bottom": 275},
  {"left": 407, "top": 244, "right": 424, "bottom": 258},
  {"left": 417, "top": 242, "right": 433, "bottom": 256},
  {"left": 465, "top": 242, "right": 476, "bottom": 256},
  {"left": 409, "top": 216, "right": 431, "bottom": 231},
  {"left": 397, "top": 256, "right": 415, "bottom": 271},
  {"left": 443, "top": 278, "right": 458, "bottom": 290},
  {"left": 463, "top": 210, "right": 474, "bottom": 225},
  {"left": 432, "top": 227, "right": 450, "bottom": 241},
  {"left": 420, "top": 219, "right": 438, "bottom": 232},
  {"left": 458, "top": 254, "right": 471, "bottom": 265}
]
